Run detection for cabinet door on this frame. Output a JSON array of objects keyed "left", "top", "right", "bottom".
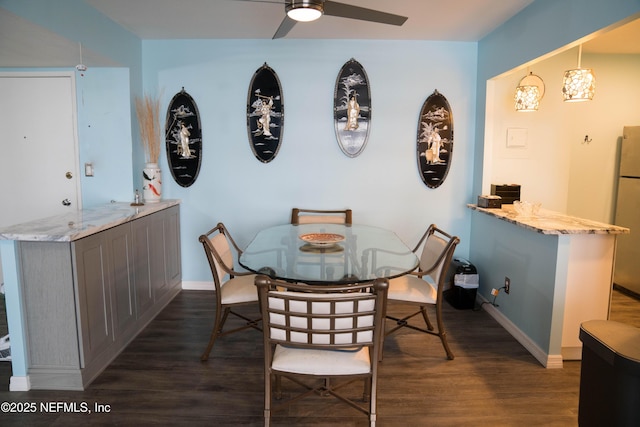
[
  {"left": 164, "top": 205, "right": 182, "bottom": 288},
  {"left": 107, "top": 224, "right": 136, "bottom": 341},
  {"left": 74, "top": 232, "right": 113, "bottom": 366},
  {"left": 132, "top": 206, "right": 181, "bottom": 307},
  {"left": 149, "top": 210, "right": 169, "bottom": 300},
  {"left": 131, "top": 216, "right": 154, "bottom": 318}
]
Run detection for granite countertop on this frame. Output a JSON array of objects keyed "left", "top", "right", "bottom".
[
  {"left": 468, "top": 204, "right": 630, "bottom": 235},
  {"left": 0, "top": 200, "right": 180, "bottom": 242}
]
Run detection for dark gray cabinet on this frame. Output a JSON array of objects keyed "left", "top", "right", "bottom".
[
  {"left": 74, "top": 230, "right": 117, "bottom": 369},
  {"left": 131, "top": 205, "right": 182, "bottom": 323},
  {"left": 19, "top": 205, "right": 181, "bottom": 390}
]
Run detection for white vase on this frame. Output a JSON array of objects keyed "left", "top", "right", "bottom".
[{"left": 143, "top": 162, "right": 162, "bottom": 203}]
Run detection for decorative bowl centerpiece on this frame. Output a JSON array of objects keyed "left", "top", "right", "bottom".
[
  {"left": 299, "top": 233, "right": 345, "bottom": 247},
  {"left": 513, "top": 200, "right": 541, "bottom": 218}
]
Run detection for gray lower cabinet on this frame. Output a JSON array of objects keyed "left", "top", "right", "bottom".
[
  {"left": 19, "top": 205, "right": 181, "bottom": 390},
  {"left": 130, "top": 205, "right": 182, "bottom": 323}
]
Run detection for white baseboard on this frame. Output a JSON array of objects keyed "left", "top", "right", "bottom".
[
  {"left": 561, "top": 346, "right": 583, "bottom": 361},
  {"left": 477, "top": 295, "right": 564, "bottom": 369},
  {"left": 181, "top": 281, "right": 214, "bottom": 291},
  {"left": 10, "top": 375, "right": 30, "bottom": 391}
]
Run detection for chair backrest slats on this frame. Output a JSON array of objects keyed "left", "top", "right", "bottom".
[{"left": 257, "top": 277, "right": 387, "bottom": 350}]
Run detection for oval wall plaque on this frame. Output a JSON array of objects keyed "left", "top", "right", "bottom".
[
  {"left": 416, "top": 90, "right": 454, "bottom": 188},
  {"left": 333, "top": 58, "right": 371, "bottom": 157},
  {"left": 165, "top": 88, "right": 202, "bottom": 187},
  {"left": 247, "top": 63, "right": 284, "bottom": 163}
]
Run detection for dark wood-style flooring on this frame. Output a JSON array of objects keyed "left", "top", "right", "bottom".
[{"left": 0, "top": 289, "right": 638, "bottom": 426}]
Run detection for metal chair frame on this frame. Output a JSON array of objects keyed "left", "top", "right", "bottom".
[
  {"left": 385, "top": 224, "right": 460, "bottom": 360},
  {"left": 255, "top": 275, "right": 388, "bottom": 426},
  {"left": 198, "top": 222, "right": 262, "bottom": 361}
]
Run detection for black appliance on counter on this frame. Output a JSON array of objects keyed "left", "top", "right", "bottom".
[{"left": 491, "top": 184, "right": 521, "bottom": 204}]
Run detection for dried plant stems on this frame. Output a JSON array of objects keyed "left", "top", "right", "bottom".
[{"left": 135, "top": 94, "right": 161, "bottom": 164}]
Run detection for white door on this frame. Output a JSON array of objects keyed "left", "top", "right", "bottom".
[
  {"left": 0, "top": 72, "right": 80, "bottom": 287},
  {"left": 0, "top": 72, "right": 81, "bottom": 228}
]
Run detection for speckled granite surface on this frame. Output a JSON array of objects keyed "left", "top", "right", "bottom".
[
  {"left": 0, "top": 200, "right": 180, "bottom": 242},
  {"left": 468, "top": 204, "right": 630, "bottom": 235}
]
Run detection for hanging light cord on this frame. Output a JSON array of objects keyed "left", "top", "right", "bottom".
[{"left": 577, "top": 44, "right": 582, "bottom": 68}]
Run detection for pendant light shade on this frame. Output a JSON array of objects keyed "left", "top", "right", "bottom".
[
  {"left": 514, "top": 72, "right": 544, "bottom": 112},
  {"left": 562, "top": 68, "right": 595, "bottom": 102},
  {"left": 562, "top": 45, "right": 595, "bottom": 102},
  {"left": 286, "top": 1, "right": 323, "bottom": 22},
  {"left": 515, "top": 85, "right": 540, "bottom": 112}
]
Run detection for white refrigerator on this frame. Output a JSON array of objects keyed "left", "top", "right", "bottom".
[{"left": 614, "top": 126, "right": 640, "bottom": 295}]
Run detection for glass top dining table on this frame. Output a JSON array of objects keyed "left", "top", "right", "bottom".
[{"left": 239, "top": 223, "right": 419, "bottom": 285}]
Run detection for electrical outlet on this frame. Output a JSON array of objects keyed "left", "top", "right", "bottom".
[{"left": 504, "top": 277, "right": 511, "bottom": 294}]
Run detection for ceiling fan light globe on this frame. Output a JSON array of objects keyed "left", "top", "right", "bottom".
[{"left": 286, "top": 1, "right": 323, "bottom": 22}]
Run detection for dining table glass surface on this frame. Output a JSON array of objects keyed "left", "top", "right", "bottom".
[{"left": 239, "top": 223, "right": 419, "bottom": 285}]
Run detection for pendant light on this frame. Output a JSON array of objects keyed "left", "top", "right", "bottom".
[
  {"left": 514, "top": 72, "right": 544, "bottom": 112},
  {"left": 562, "top": 45, "right": 595, "bottom": 102}
]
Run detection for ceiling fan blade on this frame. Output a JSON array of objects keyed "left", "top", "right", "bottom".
[
  {"left": 323, "top": 1, "right": 407, "bottom": 26},
  {"left": 273, "top": 15, "right": 297, "bottom": 39},
  {"left": 233, "top": 0, "right": 284, "bottom": 4}
]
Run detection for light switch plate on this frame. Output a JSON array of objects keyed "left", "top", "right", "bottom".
[{"left": 507, "top": 128, "right": 528, "bottom": 148}]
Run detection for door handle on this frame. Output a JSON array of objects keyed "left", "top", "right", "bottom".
[
  {"left": 62, "top": 199, "right": 71, "bottom": 206},
  {"left": 66, "top": 172, "right": 73, "bottom": 179}
]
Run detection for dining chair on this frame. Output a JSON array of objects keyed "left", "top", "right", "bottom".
[
  {"left": 290, "top": 208, "right": 353, "bottom": 225},
  {"left": 384, "top": 224, "right": 460, "bottom": 360},
  {"left": 289, "top": 208, "right": 354, "bottom": 282},
  {"left": 255, "top": 275, "right": 388, "bottom": 427},
  {"left": 198, "top": 222, "right": 262, "bottom": 361}
]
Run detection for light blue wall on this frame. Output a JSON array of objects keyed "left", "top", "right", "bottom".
[
  {"left": 1, "top": 0, "right": 144, "bottom": 191},
  {"left": 472, "top": 0, "right": 640, "bottom": 355},
  {"left": 77, "top": 68, "right": 134, "bottom": 207},
  {"left": 0, "top": 241, "right": 26, "bottom": 379},
  {"left": 142, "top": 39, "right": 477, "bottom": 282},
  {"left": 470, "top": 212, "right": 560, "bottom": 353},
  {"left": 0, "top": 0, "right": 140, "bottom": 69}
]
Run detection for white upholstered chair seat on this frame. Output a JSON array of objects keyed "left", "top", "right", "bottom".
[
  {"left": 272, "top": 344, "right": 371, "bottom": 376},
  {"left": 220, "top": 274, "right": 259, "bottom": 305},
  {"left": 387, "top": 275, "right": 437, "bottom": 305}
]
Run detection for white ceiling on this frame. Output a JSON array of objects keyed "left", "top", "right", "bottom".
[
  {"left": 0, "top": 0, "right": 638, "bottom": 69},
  {"left": 84, "top": 0, "right": 534, "bottom": 41}
]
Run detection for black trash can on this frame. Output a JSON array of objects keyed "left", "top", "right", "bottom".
[
  {"left": 578, "top": 320, "right": 640, "bottom": 427},
  {"left": 443, "top": 258, "right": 478, "bottom": 309}
]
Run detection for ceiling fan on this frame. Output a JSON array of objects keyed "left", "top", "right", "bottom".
[{"left": 240, "top": 0, "right": 408, "bottom": 39}]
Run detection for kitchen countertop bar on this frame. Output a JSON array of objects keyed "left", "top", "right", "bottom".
[
  {"left": 469, "top": 202, "right": 629, "bottom": 367},
  {"left": 468, "top": 204, "right": 629, "bottom": 235},
  {"left": 0, "top": 200, "right": 180, "bottom": 242}
]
